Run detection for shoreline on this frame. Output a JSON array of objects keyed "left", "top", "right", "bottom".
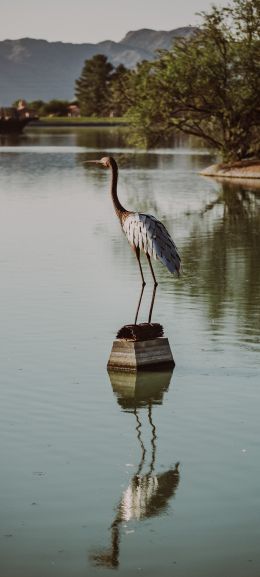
[
  {"left": 28, "top": 119, "right": 128, "bottom": 128},
  {"left": 200, "top": 159, "right": 260, "bottom": 179}
]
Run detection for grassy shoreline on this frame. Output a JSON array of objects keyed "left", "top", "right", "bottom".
[{"left": 29, "top": 116, "right": 128, "bottom": 127}]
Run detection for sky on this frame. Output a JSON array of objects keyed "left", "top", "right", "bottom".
[{"left": 0, "top": 0, "right": 228, "bottom": 44}]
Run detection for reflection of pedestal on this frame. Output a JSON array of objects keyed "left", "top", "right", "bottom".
[
  {"left": 107, "top": 337, "right": 174, "bottom": 372},
  {"left": 108, "top": 368, "right": 173, "bottom": 407}
]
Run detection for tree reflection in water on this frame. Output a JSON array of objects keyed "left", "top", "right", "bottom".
[
  {"left": 201, "top": 179, "right": 260, "bottom": 220},
  {"left": 179, "top": 179, "right": 260, "bottom": 334},
  {"left": 89, "top": 370, "right": 180, "bottom": 569}
]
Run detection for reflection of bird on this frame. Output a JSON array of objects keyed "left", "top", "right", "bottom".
[
  {"left": 90, "top": 464, "right": 180, "bottom": 569},
  {"left": 90, "top": 369, "right": 179, "bottom": 569},
  {"left": 87, "top": 156, "right": 181, "bottom": 287},
  {"left": 117, "top": 463, "right": 180, "bottom": 522}
]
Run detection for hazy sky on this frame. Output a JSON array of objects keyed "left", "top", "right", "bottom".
[{"left": 1, "top": 0, "right": 227, "bottom": 44}]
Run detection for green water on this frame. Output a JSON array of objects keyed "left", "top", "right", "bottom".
[{"left": 0, "top": 128, "right": 259, "bottom": 576}]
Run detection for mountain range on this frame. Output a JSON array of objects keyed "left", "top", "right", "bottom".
[{"left": 0, "top": 27, "right": 195, "bottom": 105}]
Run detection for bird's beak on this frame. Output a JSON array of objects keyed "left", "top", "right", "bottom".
[{"left": 84, "top": 160, "right": 102, "bottom": 165}]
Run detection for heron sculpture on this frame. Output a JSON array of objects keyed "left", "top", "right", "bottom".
[{"left": 87, "top": 156, "right": 181, "bottom": 323}]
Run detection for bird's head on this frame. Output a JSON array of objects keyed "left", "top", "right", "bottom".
[
  {"left": 99, "top": 156, "right": 111, "bottom": 168},
  {"left": 85, "top": 156, "right": 113, "bottom": 168}
]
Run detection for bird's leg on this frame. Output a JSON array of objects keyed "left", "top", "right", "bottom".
[
  {"left": 148, "top": 283, "right": 157, "bottom": 324},
  {"left": 135, "top": 246, "right": 146, "bottom": 287},
  {"left": 134, "top": 284, "right": 145, "bottom": 325},
  {"left": 134, "top": 408, "right": 146, "bottom": 476},
  {"left": 147, "top": 401, "right": 157, "bottom": 475},
  {"left": 146, "top": 253, "right": 158, "bottom": 323},
  {"left": 146, "top": 254, "right": 158, "bottom": 287},
  {"left": 134, "top": 247, "right": 146, "bottom": 325}
]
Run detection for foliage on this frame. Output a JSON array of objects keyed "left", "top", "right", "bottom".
[
  {"left": 108, "top": 64, "right": 132, "bottom": 116},
  {"left": 41, "top": 99, "right": 70, "bottom": 116},
  {"left": 36, "top": 116, "right": 126, "bottom": 124},
  {"left": 126, "top": 0, "right": 260, "bottom": 161},
  {"left": 11, "top": 98, "right": 70, "bottom": 116},
  {"left": 12, "top": 99, "right": 46, "bottom": 114},
  {"left": 75, "top": 57, "right": 132, "bottom": 117},
  {"left": 75, "top": 54, "right": 114, "bottom": 116}
]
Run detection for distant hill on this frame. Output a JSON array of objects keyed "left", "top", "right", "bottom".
[
  {"left": 0, "top": 27, "right": 196, "bottom": 104},
  {"left": 120, "top": 27, "right": 195, "bottom": 52}
]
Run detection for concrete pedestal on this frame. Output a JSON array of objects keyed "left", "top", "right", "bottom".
[{"left": 107, "top": 337, "right": 174, "bottom": 372}]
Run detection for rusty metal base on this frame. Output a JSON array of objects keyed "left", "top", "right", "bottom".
[{"left": 116, "top": 322, "right": 164, "bottom": 341}]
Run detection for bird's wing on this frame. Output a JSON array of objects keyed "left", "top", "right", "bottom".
[{"left": 122, "top": 213, "right": 181, "bottom": 275}]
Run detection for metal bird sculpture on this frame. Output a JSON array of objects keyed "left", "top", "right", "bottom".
[{"left": 87, "top": 156, "right": 181, "bottom": 323}]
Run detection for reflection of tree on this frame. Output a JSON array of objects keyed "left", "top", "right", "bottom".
[
  {"left": 0, "top": 134, "right": 25, "bottom": 146},
  {"left": 181, "top": 181, "right": 260, "bottom": 333},
  {"left": 201, "top": 180, "right": 260, "bottom": 220},
  {"left": 89, "top": 370, "right": 180, "bottom": 569},
  {"left": 75, "top": 126, "right": 128, "bottom": 150}
]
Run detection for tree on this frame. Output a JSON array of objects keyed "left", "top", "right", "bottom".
[
  {"left": 75, "top": 54, "right": 114, "bottom": 116},
  {"left": 126, "top": 0, "right": 260, "bottom": 161},
  {"left": 41, "top": 99, "right": 70, "bottom": 116},
  {"left": 125, "top": 60, "right": 171, "bottom": 148},
  {"left": 108, "top": 64, "right": 132, "bottom": 116},
  {"left": 27, "top": 100, "right": 45, "bottom": 115}
]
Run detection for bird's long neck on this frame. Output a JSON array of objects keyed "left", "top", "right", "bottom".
[{"left": 109, "top": 158, "right": 127, "bottom": 221}]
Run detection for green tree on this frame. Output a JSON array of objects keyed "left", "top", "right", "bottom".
[
  {"left": 108, "top": 64, "right": 132, "bottom": 116},
  {"left": 127, "top": 0, "right": 260, "bottom": 161},
  {"left": 75, "top": 54, "right": 114, "bottom": 116},
  {"left": 126, "top": 60, "right": 171, "bottom": 148},
  {"left": 42, "top": 99, "right": 70, "bottom": 116},
  {"left": 28, "top": 100, "right": 45, "bottom": 115}
]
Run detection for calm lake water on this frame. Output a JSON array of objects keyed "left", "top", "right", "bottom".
[{"left": 0, "top": 127, "right": 259, "bottom": 577}]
